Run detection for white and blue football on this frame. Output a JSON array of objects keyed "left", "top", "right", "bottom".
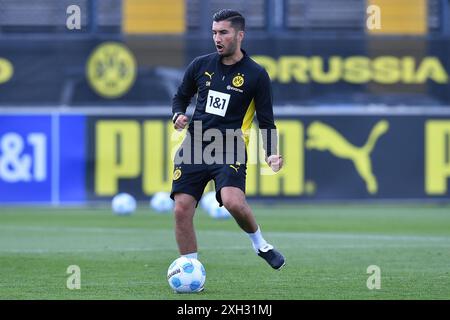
[
  {"left": 150, "top": 191, "right": 173, "bottom": 213},
  {"left": 111, "top": 193, "right": 136, "bottom": 215},
  {"left": 208, "top": 205, "right": 232, "bottom": 220},
  {"left": 167, "top": 257, "right": 206, "bottom": 293}
]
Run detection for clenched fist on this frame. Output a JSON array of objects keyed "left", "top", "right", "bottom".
[
  {"left": 174, "top": 114, "right": 189, "bottom": 131},
  {"left": 267, "top": 154, "right": 283, "bottom": 172}
]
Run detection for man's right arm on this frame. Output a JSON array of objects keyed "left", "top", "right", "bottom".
[{"left": 172, "top": 58, "right": 199, "bottom": 119}]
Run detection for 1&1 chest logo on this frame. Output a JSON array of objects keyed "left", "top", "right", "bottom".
[{"left": 206, "top": 90, "right": 231, "bottom": 117}]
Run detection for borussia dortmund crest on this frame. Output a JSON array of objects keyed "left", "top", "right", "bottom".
[
  {"left": 232, "top": 74, "right": 244, "bottom": 87},
  {"left": 173, "top": 168, "right": 182, "bottom": 181}
]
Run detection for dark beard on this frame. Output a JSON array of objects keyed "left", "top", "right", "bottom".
[{"left": 219, "top": 39, "right": 237, "bottom": 57}]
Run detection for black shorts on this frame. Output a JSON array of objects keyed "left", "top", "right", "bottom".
[{"left": 170, "top": 162, "right": 247, "bottom": 206}]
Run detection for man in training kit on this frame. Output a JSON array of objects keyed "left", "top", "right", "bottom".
[{"left": 170, "top": 9, "right": 285, "bottom": 270}]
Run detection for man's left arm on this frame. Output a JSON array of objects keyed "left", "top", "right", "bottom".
[{"left": 254, "top": 70, "right": 283, "bottom": 172}]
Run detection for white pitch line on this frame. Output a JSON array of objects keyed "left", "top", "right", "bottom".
[
  {"left": 0, "top": 225, "right": 144, "bottom": 234},
  {"left": 199, "top": 230, "right": 450, "bottom": 243},
  {"left": 1, "top": 243, "right": 449, "bottom": 254},
  {"left": 262, "top": 231, "right": 450, "bottom": 243},
  {"left": 1, "top": 225, "right": 450, "bottom": 243}
]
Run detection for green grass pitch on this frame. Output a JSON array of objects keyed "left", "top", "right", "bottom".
[{"left": 0, "top": 204, "right": 449, "bottom": 299}]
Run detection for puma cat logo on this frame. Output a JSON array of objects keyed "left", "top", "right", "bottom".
[
  {"left": 230, "top": 165, "right": 239, "bottom": 173},
  {"left": 230, "top": 162, "right": 240, "bottom": 173},
  {"left": 306, "top": 120, "right": 389, "bottom": 194},
  {"left": 204, "top": 71, "right": 214, "bottom": 80}
]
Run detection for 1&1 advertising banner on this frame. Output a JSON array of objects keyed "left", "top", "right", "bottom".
[{"left": 0, "top": 115, "right": 86, "bottom": 204}]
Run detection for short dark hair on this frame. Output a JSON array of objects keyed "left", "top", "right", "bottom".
[{"left": 212, "top": 9, "right": 245, "bottom": 31}]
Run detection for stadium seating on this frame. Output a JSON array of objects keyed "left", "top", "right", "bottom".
[{"left": 0, "top": 0, "right": 448, "bottom": 106}]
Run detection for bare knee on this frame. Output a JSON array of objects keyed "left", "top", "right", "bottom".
[
  {"left": 174, "top": 202, "right": 194, "bottom": 222},
  {"left": 174, "top": 201, "right": 192, "bottom": 215},
  {"left": 220, "top": 187, "right": 249, "bottom": 214},
  {"left": 222, "top": 197, "right": 246, "bottom": 214},
  {"left": 174, "top": 195, "right": 196, "bottom": 222}
]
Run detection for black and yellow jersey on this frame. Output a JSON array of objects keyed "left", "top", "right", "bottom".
[{"left": 172, "top": 49, "right": 277, "bottom": 157}]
